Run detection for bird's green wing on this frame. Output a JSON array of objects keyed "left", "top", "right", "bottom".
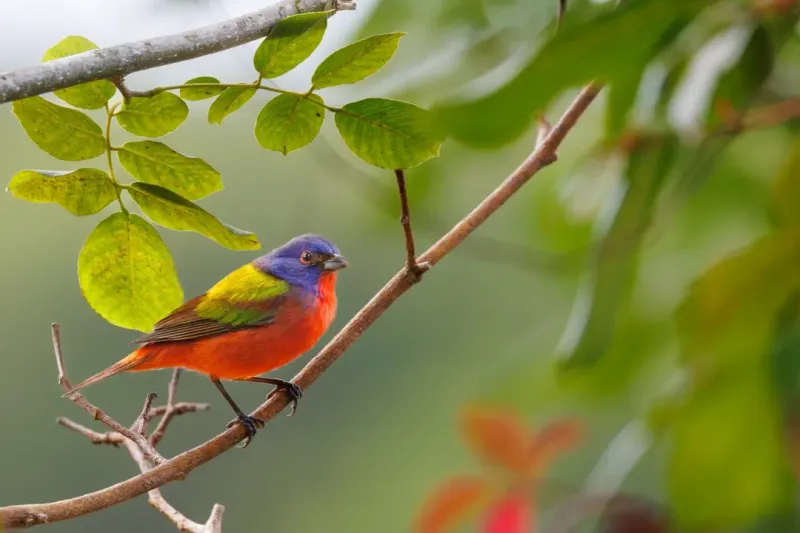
[{"left": 132, "top": 263, "right": 290, "bottom": 345}]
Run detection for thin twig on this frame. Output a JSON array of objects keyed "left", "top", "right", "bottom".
[
  {"left": 394, "top": 169, "right": 428, "bottom": 280},
  {"left": 151, "top": 370, "right": 183, "bottom": 447},
  {"left": 57, "top": 417, "right": 123, "bottom": 446},
  {"left": 0, "top": 82, "right": 602, "bottom": 530},
  {"left": 0, "top": 0, "right": 356, "bottom": 104},
  {"left": 133, "top": 393, "right": 158, "bottom": 438},
  {"left": 150, "top": 402, "right": 211, "bottom": 418},
  {"left": 52, "top": 324, "right": 166, "bottom": 466}
]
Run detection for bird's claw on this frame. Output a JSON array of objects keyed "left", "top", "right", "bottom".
[
  {"left": 227, "top": 414, "right": 264, "bottom": 448},
  {"left": 266, "top": 380, "right": 303, "bottom": 416}
]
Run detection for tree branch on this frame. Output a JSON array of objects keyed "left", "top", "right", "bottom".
[
  {"left": 0, "top": 0, "right": 356, "bottom": 104},
  {"left": 55, "top": 344, "right": 220, "bottom": 532},
  {"left": 151, "top": 370, "right": 184, "bottom": 447},
  {"left": 393, "top": 169, "right": 428, "bottom": 280},
  {"left": 0, "top": 83, "right": 601, "bottom": 530}
]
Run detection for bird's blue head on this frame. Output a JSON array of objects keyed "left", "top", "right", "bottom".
[{"left": 254, "top": 234, "right": 347, "bottom": 294}]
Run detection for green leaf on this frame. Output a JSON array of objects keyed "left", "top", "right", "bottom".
[
  {"left": 7, "top": 168, "right": 117, "bottom": 216},
  {"left": 128, "top": 182, "right": 260, "bottom": 251},
  {"left": 179, "top": 77, "right": 224, "bottom": 101},
  {"left": 334, "top": 98, "right": 444, "bottom": 169},
  {"left": 41, "top": 36, "right": 116, "bottom": 110},
  {"left": 12, "top": 96, "right": 105, "bottom": 161},
  {"left": 605, "top": 66, "right": 645, "bottom": 142},
  {"left": 771, "top": 139, "right": 800, "bottom": 229},
  {"left": 433, "top": 0, "right": 711, "bottom": 148},
  {"left": 208, "top": 87, "right": 257, "bottom": 125},
  {"left": 669, "top": 374, "right": 794, "bottom": 531},
  {"left": 253, "top": 11, "right": 329, "bottom": 78},
  {"left": 771, "top": 292, "right": 800, "bottom": 410},
  {"left": 669, "top": 231, "right": 800, "bottom": 530},
  {"left": 311, "top": 33, "right": 405, "bottom": 89},
  {"left": 654, "top": 59, "right": 687, "bottom": 119},
  {"left": 78, "top": 212, "right": 183, "bottom": 332},
  {"left": 117, "top": 141, "right": 222, "bottom": 201},
  {"left": 116, "top": 93, "right": 188, "bottom": 137},
  {"left": 254, "top": 94, "right": 324, "bottom": 154},
  {"left": 557, "top": 133, "right": 678, "bottom": 371},
  {"left": 706, "top": 24, "right": 773, "bottom": 129}
]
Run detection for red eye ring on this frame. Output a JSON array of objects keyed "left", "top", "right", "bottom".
[{"left": 299, "top": 250, "right": 313, "bottom": 264}]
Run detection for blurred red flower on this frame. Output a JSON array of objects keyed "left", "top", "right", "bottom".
[{"left": 416, "top": 405, "right": 583, "bottom": 533}]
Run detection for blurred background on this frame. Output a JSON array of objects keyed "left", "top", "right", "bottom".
[{"left": 1, "top": 0, "right": 800, "bottom": 531}]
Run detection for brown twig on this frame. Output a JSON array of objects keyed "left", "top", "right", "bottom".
[
  {"left": 133, "top": 393, "right": 158, "bottom": 438},
  {"left": 150, "top": 401, "right": 211, "bottom": 418},
  {"left": 394, "top": 169, "right": 428, "bottom": 280},
  {"left": 53, "top": 324, "right": 166, "bottom": 466},
  {"left": 56, "top": 349, "right": 220, "bottom": 532},
  {"left": 151, "top": 370, "right": 184, "bottom": 447},
  {"left": 0, "top": 82, "right": 602, "bottom": 529}
]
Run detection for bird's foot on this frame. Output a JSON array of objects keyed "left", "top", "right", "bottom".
[
  {"left": 227, "top": 414, "right": 265, "bottom": 448},
  {"left": 266, "top": 379, "right": 304, "bottom": 416}
]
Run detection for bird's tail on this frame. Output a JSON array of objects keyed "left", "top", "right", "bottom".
[{"left": 62, "top": 349, "right": 152, "bottom": 397}]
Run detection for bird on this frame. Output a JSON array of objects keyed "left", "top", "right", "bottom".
[{"left": 64, "top": 234, "right": 348, "bottom": 447}]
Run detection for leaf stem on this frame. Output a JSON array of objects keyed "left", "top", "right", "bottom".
[
  {"left": 127, "top": 82, "right": 263, "bottom": 99},
  {"left": 126, "top": 81, "right": 345, "bottom": 114},
  {"left": 104, "top": 102, "right": 128, "bottom": 214}
]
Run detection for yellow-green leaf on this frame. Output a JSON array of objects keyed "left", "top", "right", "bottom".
[
  {"left": 128, "top": 182, "right": 260, "bottom": 251},
  {"left": 311, "top": 33, "right": 405, "bottom": 89},
  {"left": 7, "top": 168, "right": 117, "bottom": 216},
  {"left": 42, "top": 36, "right": 116, "bottom": 109},
  {"left": 12, "top": 96, "right": 105, "bottom": 161},
  {"left": 116, "top": 93, "right": 188, "bottom": 137},
  {"left": 117, "top": 141, "right": 222, "bottom": 200},
  {"left": 179, "top": 76, "right": 224, "bottom": 101},
  {"left": 334, "top": 98, "right": 444, "bottom": 169},
  {"left": 669, "top": 230, "right": 800, "bottom": 529},
  {"left": 253, "top": 11, "right": 328, "bottom": 78},
  {"left": 78, "top": 212, "right": 183, "bottom": 332},
  {"left": 208, "top": 87, "right": 257, "bottom": 125},
  {"left": 254, "top": 94, "right": 324, "bottom": 155}
]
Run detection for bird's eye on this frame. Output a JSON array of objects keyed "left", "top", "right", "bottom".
[{"left": 299, "top": 250, "right": 314, "bottom": 265}]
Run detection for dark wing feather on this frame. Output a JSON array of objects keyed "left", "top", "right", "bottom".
[{"left": 131, "top": 295, "right": 281, "bottom": 345}]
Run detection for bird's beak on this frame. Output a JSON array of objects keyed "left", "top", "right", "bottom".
[{"left": 323, "top": 254, "right": 348, "bottom": 271}]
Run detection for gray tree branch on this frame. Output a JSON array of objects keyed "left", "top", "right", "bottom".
[{"left": 0, "top": 0, "right": 356, "bottom": 104}]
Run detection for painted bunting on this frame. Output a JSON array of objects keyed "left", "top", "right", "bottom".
[{"left": 65, "top": 234, "right": 348, "bottom": 446}]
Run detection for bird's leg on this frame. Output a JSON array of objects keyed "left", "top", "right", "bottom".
[
  {"left": 210, "top": 377, "right": 263, "bottom": 448},
  {"left": 238, "top": 377, "right": 303, "bottom": 417}
]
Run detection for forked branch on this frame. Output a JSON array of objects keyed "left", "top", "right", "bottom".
[{"left": 52, "top": 326, "right": 216, "bottom": 532}]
